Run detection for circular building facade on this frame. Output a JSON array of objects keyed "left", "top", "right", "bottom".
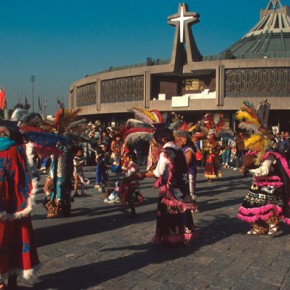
[{"left": 69, "top": 0, "right": 290, "bottom": 131}]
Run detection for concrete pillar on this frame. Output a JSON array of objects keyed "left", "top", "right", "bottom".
[
  {"left": 144, "top": 71, "right": 151, "bottom": 108},
  {"left": 96, "top": 79, "right": 101, "bottom": 111}
]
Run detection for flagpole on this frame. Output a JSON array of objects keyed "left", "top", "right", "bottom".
[
  {"left": 38, "top": 96, "right": 42, "bottom": 114},
  {"left": 30, "top": 75, "right": 36, "bottom": 112},
  {"left": 44, "top": 96, "right": 47, "bottom": 116}
]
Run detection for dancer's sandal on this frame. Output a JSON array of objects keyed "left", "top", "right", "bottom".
[
  {"left": 247, "top": 228, "right": 261, "bottom": 235},
  {"left": 268, "top": 225, "right": 279, "bottom": 235}
]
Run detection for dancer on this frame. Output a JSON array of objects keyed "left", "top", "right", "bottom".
[
  {"left": 236, "top": 101, "right": 290, "bottom": 235},
  {"left": 45, "top": 108, "right": 87, "bottom": 218},
  {"left": 174, "top": 126, "right": 199, "bottom": 212},
  {"left": 0, "top": 121, "right": 39, "bottom": 290},
  {"left": 73, "top": 147, "right": 89, "bottom": 197},
  {"left": 119, "top": 152, "right": 140, "bottom": 217},
  {"left": 203, "top": 131, "right": 222, "bottom": 182},
  {"left": 138, "top": 127, "right": 196, "bottom": 245}
]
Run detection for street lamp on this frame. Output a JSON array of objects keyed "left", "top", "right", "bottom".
[{"left": 30, "top": 75, "right": 36, "bottom": 112}]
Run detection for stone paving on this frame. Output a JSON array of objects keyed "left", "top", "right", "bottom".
[{"left": 18, "top": 166, "right": 290, "bottom": 290}]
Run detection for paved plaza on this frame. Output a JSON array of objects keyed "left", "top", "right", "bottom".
[{"left": 19, "top": 166, "right": 290, "bottom": 290}]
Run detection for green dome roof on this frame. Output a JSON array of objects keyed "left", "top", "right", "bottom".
[
  {"left": 224, "top": 0, "right": 290, "bottom": 58},
  {"left": 205, "top": 0, "right": 290, "bottom": 60}
]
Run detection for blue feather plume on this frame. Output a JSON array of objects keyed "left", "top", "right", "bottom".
[{"left": 23, "top": 131, "right": 70, "bottom": 147}]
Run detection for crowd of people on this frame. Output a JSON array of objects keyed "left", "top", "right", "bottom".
[{"left": 1, "top": 103, "right": 290, "bottom": 289}]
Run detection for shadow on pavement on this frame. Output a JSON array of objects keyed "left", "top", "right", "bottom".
[{"left": 33, "top": 215, "right": 248, "bottom": 290}]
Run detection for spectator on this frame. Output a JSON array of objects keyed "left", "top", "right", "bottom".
[
  {"left": 73, "top": 147, "right": 89, "bottom": 197},
  {"left": 221, "top": 134, "right": 232, "bottom": 168},
  {"left": 110, "top": 134, "right": 123, "bottom": 175},
  {"left": 100, "top": 130, "right": 110, "bottom": 148},
  {"left": 277, "top": 132, "right": 290, "bottom": 159},
  {"left": 235, "top": 131, "right": 247, "bottom": 170},
  {"left": 95, "top": 147, "right": 109, "bottom": 191},
  {"left": 88, "top": 126, "right": 98, "bottom": 139}
]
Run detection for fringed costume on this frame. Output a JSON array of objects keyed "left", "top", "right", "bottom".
[
  {"left": 203, "top": 136, "right": 222, "bottom": 182},
  {"left": 45, "top": 145, "right": 74, "bottom": 218},
  {"left": 152, "top": 141, "right": 196, "bottom": 245},
  {"left": 197, "top": 113, "right": 225, "bottom": 182},
  {"left": 125, "top": 107, "right": 196, "bottom": 245},
  {"left": 0, "top": 122, "right": 39, "bottom": 289},
  {"left": 118, "top": 159, "right": 140, "bottom": 216},
  {"left": 43, "top": 108, "right": 87, "bottom": 218},
  {"left": 236, "top": 100, "right": 290, "bottom": 235},
  {"left": 237, "top": 151, "right": 290, "bottom": 234}
]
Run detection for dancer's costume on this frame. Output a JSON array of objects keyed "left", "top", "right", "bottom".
[
  {"left": 125, "top": 108, "right": 196, "bottom": 245},
  {"left": 0, "top": 121, "right": 39, "bottom": 285},
  {"left": 237, "top": 151, "right": 290, "bottom": 234},
  {"left": 152, "top": 140, "right": 196, "bottom": 244},
  {"left": 236, "top": 101, "right": 290, "bottom": 235},
  {"left": 203, "top": 136, "right": 222, "bottom": 181},
  {"left": 44, "top": 108, "right": 87, "bottom": 218},
  {"left": 118, "top": 160, "right": 140, "bottom": 207},
  {"left": 46, "top": 143, "right": 74, "bottom": 218}
]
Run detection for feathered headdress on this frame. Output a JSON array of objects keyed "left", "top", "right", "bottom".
[
  {"left": 127, "top": 107, "right": 164, "bottom": 125},
  {"left": 124, "top": 107, "right": 165, "bottom": 145},
  {"left": 171, "top": 120, "right": 194, "bottom": 138},
  {"left": 123, "top": 127, "right": 154, "bottom": 145},
  {"left": 236, "top": 100, "right": 270, "bottom": 163},
  {"left": 11, "top": 108, "right": 27, "bottom": 122},
  {"left": 54, "top": 108, "right": 87, "bottom": 136},
  {"left": 14, "top": 110, "right": 71, "bottom": 156},
  {"left": 200, "top": 113, "right": 225, "bottom": 135}
]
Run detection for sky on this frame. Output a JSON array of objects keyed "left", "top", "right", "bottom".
[{"left": 0, "top": 0, "right": 287, "bottom": 115}]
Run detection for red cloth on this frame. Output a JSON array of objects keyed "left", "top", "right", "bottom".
[
  {"left": 0, "top": 89, "right": 5, "bottom": 110},
  {"left": 195, "top": 151, "right": 203, "bottom": 160},
  {"left": 0, "top": 218, "right": 39, "bottom": 275},
  {"left": 0, "top": 145, "right": 33, "bottom": 215},
  {"left": 0, "top": 144, "right": 39, "bottom": 278}
]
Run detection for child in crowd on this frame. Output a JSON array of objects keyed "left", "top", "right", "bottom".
[
  {"left": 119, "top": 152, "right": 142, "bottom": 217},
  {"left": 110, "top": 134, "right": 123, "bottom": 175},
  {"left": 95, "top": 149, "right": 109, "bottom": 191},
  {"left": 104, "top": 181, "right": 120, "bottom": 203},
  {"left": 73, "top": 147, "right": 89, "bottom": 197}
]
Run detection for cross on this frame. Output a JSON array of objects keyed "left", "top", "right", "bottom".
[{"left": 169, "top": 4, "right": 199, "bottom": 43}]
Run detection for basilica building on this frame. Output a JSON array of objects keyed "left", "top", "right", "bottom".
[{"left": 69, "top": 0, "right": 290, "bottom": 130}]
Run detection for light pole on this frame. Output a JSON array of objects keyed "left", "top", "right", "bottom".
[{"left": 30, "top": 75, "right": 36, "bottom": 112}]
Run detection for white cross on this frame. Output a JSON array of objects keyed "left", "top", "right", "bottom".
[{"left": 170, "top": 5, "right": 195, "bottom": 43}]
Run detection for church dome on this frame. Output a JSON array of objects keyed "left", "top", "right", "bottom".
[{"left": 221, "top": 0, "right": 290, "bottom": 59}]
